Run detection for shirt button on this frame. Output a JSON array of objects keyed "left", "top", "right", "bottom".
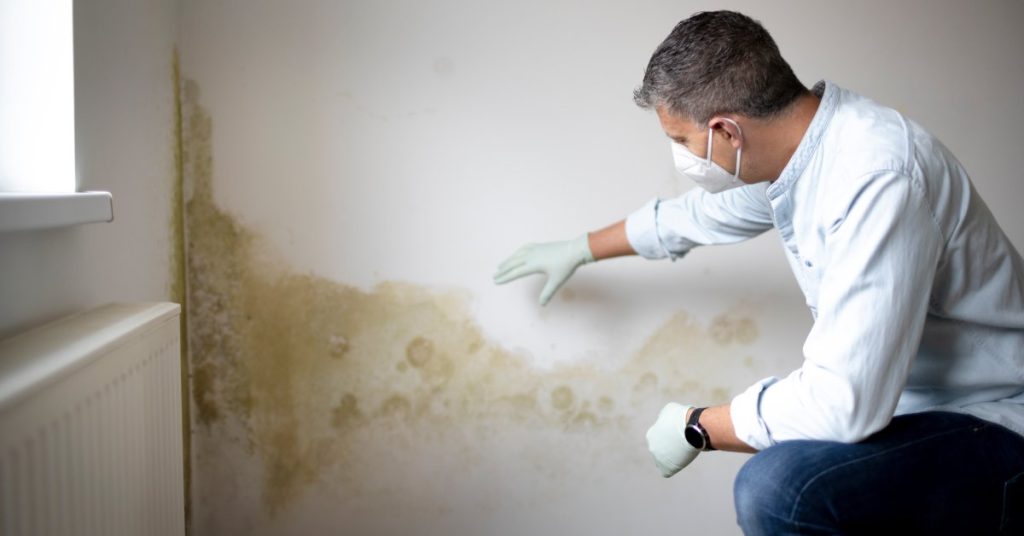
[{"left": 804, "top": 260, "right": 814, "bottom": 268}]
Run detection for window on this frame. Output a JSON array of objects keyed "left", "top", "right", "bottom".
[
  {"left": 0, "top": 0, "right": 75, "bottom": 193},
  {"left": 0, "top": 0, "right": 111, "bottom": 232}
]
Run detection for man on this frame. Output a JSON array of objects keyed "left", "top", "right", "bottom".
[{"left": 493, "top": 10, "right": 1024, "bottom": 534}]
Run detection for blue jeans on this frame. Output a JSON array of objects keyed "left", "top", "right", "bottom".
[{"left": 734, "top": 411, "right": 1024, "bottom": 535}]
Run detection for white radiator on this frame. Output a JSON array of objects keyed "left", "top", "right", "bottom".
[{"left": 0, "top": 302, "right": 184, "bottom": 536}]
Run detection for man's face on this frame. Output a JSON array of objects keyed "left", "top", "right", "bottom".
[{"left": 655, "top": 106, "right": 742, "bottom": 177}]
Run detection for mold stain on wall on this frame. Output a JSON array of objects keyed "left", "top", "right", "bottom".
[
  {"left": 181, "top": 78, "right": 766, "bottom": 528},
  {"left": 169, "top": 48, "right": 192, "bottom": 534}
]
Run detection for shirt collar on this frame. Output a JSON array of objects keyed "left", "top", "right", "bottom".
[{"left": 765, "top": 80, "right": 839, "bottom": 200}]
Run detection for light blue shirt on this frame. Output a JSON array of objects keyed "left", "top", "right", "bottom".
[{"left": 625, "top": 81, "right": 1024, "bottom": 450}]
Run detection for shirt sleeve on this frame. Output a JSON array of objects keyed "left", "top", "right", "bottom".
[
  {"left": 731, "top": 171, "right": 942, "bottom": 450},
  {"left": 624, "top": 183, "right": 774, "bottom": 260}
]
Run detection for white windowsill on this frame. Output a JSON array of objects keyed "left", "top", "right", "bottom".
[{"left": 0, "top": 191, "right": 114, "bottom": 233}]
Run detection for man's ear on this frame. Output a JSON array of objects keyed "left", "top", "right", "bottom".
[{"left": 709, "top": 117, "right": 743, "bottom": 149}]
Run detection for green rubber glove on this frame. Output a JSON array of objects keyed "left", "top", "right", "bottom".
[
  {"left": 493, "top": 234, "right": 595, "bottom": 306},
  {"left": 646, "top": 402, "right": 700, "bottom": 478}
]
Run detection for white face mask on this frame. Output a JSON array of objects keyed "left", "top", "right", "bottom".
[{"left": 671, "top": 118, "right": 744, "bottom": 194}]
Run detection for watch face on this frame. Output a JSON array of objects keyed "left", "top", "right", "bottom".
[{"left": 684, "top": 425, "right": 705, "bottom": 449}]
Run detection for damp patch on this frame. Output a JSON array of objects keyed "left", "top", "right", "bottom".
[{"left": 180, "top": 76, "right": 766, "bottom": 529}]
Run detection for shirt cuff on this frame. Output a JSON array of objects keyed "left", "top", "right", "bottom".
[
  {"left": 625, "top": 197, "right": 678, "bottom": 260},
  {"left": 730, "top": 377, "right": 780, "bottom": 451}
]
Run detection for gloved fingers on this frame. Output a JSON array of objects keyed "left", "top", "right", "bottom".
[
  {"left": 652, "top": 456, "right": 681, "bottom": 478},
  {"left": 493, "top": 258, "right": 527, "bottom": 282},
  {"left": 646, "top": 402, "right": 699, "bottom": 478},
  {"left": 538, "top": 269, "right": 573, "bottom": 306},
  {"left": 495, "top": 244, "right": 539, "bottom": 274},
  {"left": 496, "top": 251, "right": 528, "bottom": 274},
  {"left": 493, "top": 263, "right": 542, "bottom": 285}
]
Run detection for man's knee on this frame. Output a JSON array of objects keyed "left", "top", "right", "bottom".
[
  {"left": 734, "top": 441, "right": 828, "bottom": 534},
  {"left": 734, "top": 444, "right": 796, "bottom": 523}
]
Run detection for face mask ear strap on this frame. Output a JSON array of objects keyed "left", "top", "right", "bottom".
[
  {"left": 710, "top": 117, "right": 744, "bottom": 179},
  {"left": 735, "top": 145, "right": 742, "bottom": 179},
  {"left": 705, "top": 126, "right": 715, "bottom": 165}
]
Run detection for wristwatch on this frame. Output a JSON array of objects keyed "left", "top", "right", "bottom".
[{"left": 684, "top": 407, "right": 716, "bottom": 451}]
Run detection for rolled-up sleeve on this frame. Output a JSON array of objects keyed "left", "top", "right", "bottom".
[
  {"left": 731, "top": 172, "right": 942, "bottom": 450},
  {"left": 625, "top": 183, "right": 775, "bottom": 260}
]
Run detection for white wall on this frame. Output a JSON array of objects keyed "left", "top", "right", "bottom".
[
  {"left": 178, "top": 1, "right": 1024, "bottom": 535},
  {"left": 0, "top": 0, "right": 181, "bottom": 339}
]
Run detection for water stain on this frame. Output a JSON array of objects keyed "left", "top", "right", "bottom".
[
  {"left": 633, "top": 372, "right": 658, "bottom": 394},
  {"left": 170, "top": 48, "right": 192, "bottom": 534},
  {"left": 331, "top": 393, "right": 362, "bottom": 430},
  {"left": 191, "top": 361, "right": 220, "bottom": 425},
  {"left": 571, "top": 411, "right": 599, "bottom": 428},
  {"left": 550, "top": 385, "right": 575, "bottom": 411},
  {"left": 180, "top": 76, "right": 765, "bottom": 523},
  {"left": 328, "top": 334, "right": 349, "bottom": 359},
  {"left": 709, "top": 313, "right": 759, "bottom": 345},
  {"left": 406, "top": 337, "right": 434, "bottom": 368},
  {"left": 377, "top": 394, "right": 412, "bottom": 418},
  {"left": 170, "top": 50, "right": 186, "bottom": 308}
]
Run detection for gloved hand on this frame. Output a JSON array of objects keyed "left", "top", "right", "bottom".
[
  {"left": 646, "top": 402, "right": 699, "bottom": 478},
  {"left": 493, "top": 234, "right": 595, "bottom": 306}
]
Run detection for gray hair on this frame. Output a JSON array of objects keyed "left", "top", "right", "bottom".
[{"left": 634, "top": 11, "right": 807, "bottom": 123}]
